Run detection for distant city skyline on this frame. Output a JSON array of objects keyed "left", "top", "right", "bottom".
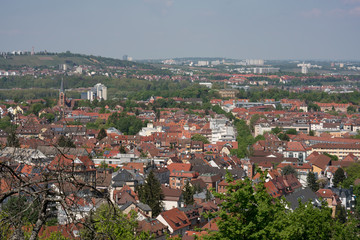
[{"left": 1, "top": 0, "right": 360, "bottom": 60}]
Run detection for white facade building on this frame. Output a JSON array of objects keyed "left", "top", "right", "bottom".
[
  {"left": 301, "top": 65, "right": 308, "bottom": 74},
  {"left": 87, "top": 83, "right": 107, "bottom": 101},
  {"left": 246, "top": 59, "right": 264, "bottom": 66},
  {"left": 138, "top": 122, "right": 163, "bottom": 136},
  {"left": 209, "top": 118, "right": 236, "bottom": 144}
]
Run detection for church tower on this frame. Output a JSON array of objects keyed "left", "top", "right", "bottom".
[{"left": 58, "top": 78, "right": 65, "bottom": 108}]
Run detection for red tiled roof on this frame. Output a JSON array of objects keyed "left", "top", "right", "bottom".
[
  {"left": 159, "top": 208, "right": 191, "bottom": 231},
  {"left": 286, "top": 142, "right": 306, "bottom": 152},
  {"left": 309, "top": 154, "right": 331, "bottom": 170},
  {"left": 264, "top": 181, "right": 282, "bottom": 198},
  {"left": 167, "top": 163, "right": 192, "bottom": 173},
  {"left": 316, "top": 189, "right": 335, "bottom": 199},
  {"left": 312, "top": 143, "right": 360, "bottom": 150}
]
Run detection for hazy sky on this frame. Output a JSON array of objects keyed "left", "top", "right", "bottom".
[{"left": 1, "top": 0, "right": 359, "bottom": 60}]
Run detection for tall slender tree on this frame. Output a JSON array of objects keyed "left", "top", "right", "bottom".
[
  {"left": 137, "top": 171, "right": 164, "bottom": 217},
  {"left": 307, "top": 172, "right": 319, "bottom": 192},
  {"left": 183, "top": 181, "right": 194, "bottom": 206},
  {"left": 333, "top": 167, "right": 345, "bottom": 188},
  {"left": 6, "top": 127, "right": 20, "bottom": 147},
  {"left": 97, "top": 128, "right": 107, "bottom": 141},
  {"left": 281, "top": 165, "right": 297, "bottom": 177}
]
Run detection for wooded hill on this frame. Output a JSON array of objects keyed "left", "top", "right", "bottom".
[{"left": 0, "top": 52, "right": 150, "bottom": 69}]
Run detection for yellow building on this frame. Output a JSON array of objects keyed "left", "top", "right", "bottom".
[
  {"left": 311, "top": 143, "right": 360, "bottom": 160},
  {"left": 218, "top": 89, "right": 237, "bottom": 98}
]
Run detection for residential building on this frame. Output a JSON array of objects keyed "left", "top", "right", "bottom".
[
  {"left": 87, "top": 83, "right": 107, "bottom": 101},
  {"left": 310, "top": 143, "right": 360, "bottom": 160},
  {"left": 283, "top": 142, "right": 307, "bottom": 162},
  {"left": 156, "top": 208, "right": 191, "bottom": 236},
  {"left": 217, "top": 89, "right": 237, "bottom": 98}
]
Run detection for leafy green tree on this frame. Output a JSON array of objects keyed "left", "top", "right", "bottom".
[
  {"left": 137, "top": 171, "right": 164, "bottom": 217},
  {"left": 233, "top": 119, "right": 255, "bottom": 158},
  {"left": 309, "top": 130, "right": 315, "bottom": 136},
  {"left": 99, "top": 160, "right": 109, "bottom": 169},
  {"left": 191, "top": 134, "right": 210, "bottom": 144},
  {"left": 81, "top": 204, "right": 150, "bottom": 239},
  {"left": 6, "top": 126, "right": 20, "bottom": 147},
  {"left": 57, "top": 135, "right": 76, "bottom": 148},
  {"left": 275, "top": 104, "right": 283, "bottom": 110},
  {"left": 0, "top": 116, "right": 12, "bottom": 130},
  {"left": 205, "top": 188, "right": 212, "bottom": 201},
  {"left": 40, "top": 231, "right": 69, "bottom": 240},
  {"left": 324, "top": 152, "right": 339, "bottom": 161},
  {"left": 204, "top": 171, "right": 360, "bottom": 240},
  {"left": 281, "top": 165, "right": 297, "bottom": 177},
  {"left": 2, "top": 196, "right": 39, "bottom": 224},
  {"left": 285, "top": 129, "right": 297, "bottom": 135},
  {"left": 99, "top": 106, "right": 106, "bottom": 114},
  {"left": 333, "top": 167, "right": 345, "bottom": 188},
  {"left": 271, "top": 126, "right": 282, "bottom": 135},
  {"left": 182, "top": 181, "right": 194, "bottom": 206},
  {"left": 86, "top": 122, "right": 99, "bottom": 129},
  {"left": 211, "top": 105, "right": 226, "bottom": 115},
  {"left": 30, "top": 103, "right": 45, "bottom": 115},
  {"left": 107, "top": 112, "right": 145, "bottom": 135},
  {"left": 119, "top": 145, "right": 127, "bottom": 153},
  {"left": 156, "top": 110, "right": 160, "bottom": 121},
  {"left": 278, "top": 132, "right": 290, "bottom": 141},
  {"left": 307, "top": 172, "right": 319, "bottom": 192},
  {"left": 343, "top": 163, "right": 360, "bottom": 188},
  {"left": 353, "top": 184, "right": 360, "bottom": 217},
  {"left": 40, "top": 113, "right": 55, "bottom": 123},
  {"left": 350, "top": 130, "right": 360, "bottom": 139},
  {"left": 204, "top": 172, "right": 287, "bottom": 239},
  {"left": 249, "top": 114, "right": 262, "bottom": 132},
  {"left": 254, "top": 135, "right": 265, "bottom": 143},
  {"left": 0, "top": 211, "right": 12, "bottom": 239},
  {"left": 97, "top": 128, "right": 107, "bottom": 141},
  {"left": 276, "top": 201, "right": 339, "bottom": 240},
  {"left": 335, "top": 205, "right": 347, "bottom": 224},
  {"left": 140, "top": 151, "right": 148, "bottom": 158},
  {"left": 1, "top": 195, "right": 40, "bottom": 239},
  {"left": 308, "top": 102, "right": 320, "bottom": 112},
  {"left": 347, "top": 105, "right": 357, "bottom": 113}
]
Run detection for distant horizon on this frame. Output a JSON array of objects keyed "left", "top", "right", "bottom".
[
  {"left": 2, "top": 49, "right": 360, "bottom": 63},
  {"left": 1, "top": 1, "right": 359, "bottom": 61}
]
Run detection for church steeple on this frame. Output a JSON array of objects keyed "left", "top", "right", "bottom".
[
  {"left": 60, "top": 78, "right": 64, "bottom": 93},
  {"left": 58, "top": 78, "right": 65, "bottom": 108}
]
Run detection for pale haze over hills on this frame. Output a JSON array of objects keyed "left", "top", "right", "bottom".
[{"left": 1, "top": 0, "right": 360, "bottom": 60}]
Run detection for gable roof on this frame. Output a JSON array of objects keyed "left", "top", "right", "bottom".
[
  {"left": 316, "top": 189, "right": 335, "bottom": 199},
  {"left": 138, "top": 219, "right": 168, "bottom": 238},
  {"left": 286, "top": 142, "right": 306, "bottom": 152},
  {"left": 167, "top": 163, "right": 192, "bottom": 173},
  {"left": 309, "top": 154, "right": 331, "bottom": 170},
  {"left": 159, "top": 208, "right": 191, "bottom": 232},
  {"left": 48, "top": 154, "right": 95, "bottom": 172},
  {"left": 285, "top": 188, "right": 319, "bottom": 210}
]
